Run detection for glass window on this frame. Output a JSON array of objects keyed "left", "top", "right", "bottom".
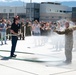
[
  {"left": 9, "top": 13, "right": 14, "bottom": 19},
  {"left": 17, "top": 13, "right": 26, "bottom": 18},
  {"left": 35, "top": 9, "right": 39, "bottom": 14},
  {"left": 26, "top": 14, "right": 29, "bottom": 17},
  {"left": 72, "top": 8, "right": 76, "bottom": 12},
  {"left": 59, "top": 16, "right": 62, "bottom": 19},
  {"left": 72, "top": 14, "right": 76, "bottom": 18},
  {"left": 26, "top": 9, "right": 30, "bottom": 13},
  {"left": 0, "top": 13, "right": 7, "bottom": 18},
  {"left": 3, "top": 9, "right": 6, "bottom": 12},
  {"left": 45, "top": 16, "right": 49, "bottom": 18},
  {"left": 10, "top": 9, "right": 12, "bottom": 12},
  {"left": 66, "top": 11, "right": 72, "bottom": 13},
  {"left": 52, "top": 16, "right": 54, "bottom": 18},
  {"left": 63, "top": 11, "right": 66, "bottom": 13},
  {"left": 57, "top": 10, "right": 58, "bottom": 12},
  {"left": 60, "top": 10, "right": 62, "bottom": 12},
  {"left": 34, "top": 4, "right": 40, "bottom": 8}
]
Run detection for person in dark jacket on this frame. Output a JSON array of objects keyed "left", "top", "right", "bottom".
[{"left": 10, "top": 16, "right": 20, "bottom": 57}]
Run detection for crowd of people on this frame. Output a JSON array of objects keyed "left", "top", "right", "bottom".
[
  {"left": 0, "top": 17, "right": 57, "bottom": 43},
  {"left": 0, "top": 16, "right": 57, "bottom": 57},
  {"left": 0, "top": 15, "right": 76, "bottom": 64}
]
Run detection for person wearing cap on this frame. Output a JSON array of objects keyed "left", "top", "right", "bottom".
[
  {"left": 10, "top": 16, "right": 20, "bottom": 57},
  {"left": 54, "top": 22, "right": 76, "bottom": 64}
]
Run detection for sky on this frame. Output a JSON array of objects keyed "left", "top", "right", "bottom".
[{"left": 0, "top": 0, "right": 76, "bottom": 2}]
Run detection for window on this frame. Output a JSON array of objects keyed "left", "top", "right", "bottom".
[
  {"left": 10, "top": 9, "right": 12, "bottom": 12},
  {"left": 26, "top": 9, "right": 30, "bottom": 13},
  {"left": 59, "top": 16, "right": 62, "bottom": 19},
  {"left": 35, "top": 14, "right": 39, "bottom": 18},
  {"left": 9, "top": 13, "right": 14, "bottom": 18},
  {"left": 66, "top": 11, "right": 72, "bottom": 13},
  {"left": 63, "top": 11, "right": 66, "bottom": 13},
  {"left": 17, "top": 13, "right": 26, "bottom": 18},
  {"left": 72, "top": 14, "right": 76, "bottom": 18},
  {"left": 35, "top": 9, "right": 39, "bottom": 14},
  {"left": 60, "top": 10, "right": 62, "bottom": 12},
  {"left": 52, "top": 16, "right": 54, "bottom": 18},
  {"left": 72, "top": 8, "right": 76, "bottom": 12},
  {"left": 3, "top": 9, "right": 6, "bottom": 12},
  {"left": 57, "top": 10, "right": 58, "bottom": 12},
  {"left": 45, "top": 16, "right": 49, "bottom": 19}
]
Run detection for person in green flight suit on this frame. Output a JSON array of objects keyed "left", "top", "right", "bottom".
[
  {"left": 54, "top": 22, "right": 76, "bottom": 64},
  {"left": 25, "top": 20, "right": 32, "bottom": 36}
]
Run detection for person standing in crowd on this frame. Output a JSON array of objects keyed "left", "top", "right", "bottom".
[
  {"left": 10, "top": 16, "right": 20, "bottom": 57},
  {"left": 32, "top": 20, "right": 41, "bottom": 36},
  {"left": 54, "top": 22, "right": 63, "bottom": 51},
  {"left": 32, "top": 20, "right": 43, "bottom": 46},
  {"left": 0, "top": 19, "right": 7, "bottom": 45},
  {"left": 54, "top": 22, "right": 76, "bottom": 64},
  {"left": 20, "top": 19, "right": 25, "bottom": 40},
  {"left": 25, "top": 20, "right": 32, "bottom": 36},
  {"left": 6, "top": 20, "right": 11, "bottom": 40},
  {"left": 40, "top": 22, "right": 47, "bottom": 36},
  {"left": 44, "top": 22, "right": 51, "bottom": 36}
]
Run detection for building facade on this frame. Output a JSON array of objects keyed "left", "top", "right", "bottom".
[
  {"left": 0, "top": 2, "right": 72, "bottom": 22},
  {"left": 0, "top": 6, "right": 26, "bottom": 21},
  {"left": 72, "top": 7, "right": 76, "bottom": 22},
  {"left": 40, "top": 2, "right": 72, "bottom": 22},
  {"left": 26, "top": 3, "right": 40, "bottom": 21}
]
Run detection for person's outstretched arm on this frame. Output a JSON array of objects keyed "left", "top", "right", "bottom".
[
  {"left": 54, "top": 30, "right": 65, "bottom": 35},
  {"left": 72, "top": 26, "right": 76, "bottom": 31}
]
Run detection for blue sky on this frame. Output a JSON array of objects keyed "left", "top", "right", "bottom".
[{"left": 0, "top": 0, "right": 76, "bottom": 2}]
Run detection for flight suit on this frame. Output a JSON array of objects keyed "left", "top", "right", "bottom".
[{"left": 55, "top": 26, "right": 76, "bottom": 63}]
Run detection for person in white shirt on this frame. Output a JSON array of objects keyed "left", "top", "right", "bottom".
[
  {"left": 0, "top": 19, "right": 7, "bottom": 45},
  {"left": 32, "top": 20, "right": 41, "bottom": 36}
]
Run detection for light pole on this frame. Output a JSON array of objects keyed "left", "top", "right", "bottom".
[{"left": 30, "top": 0, "right": 32, "bottom": 21}]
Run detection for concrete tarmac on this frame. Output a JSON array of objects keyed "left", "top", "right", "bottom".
[{"left": 0, "top": 36, "right": 76, "bottom": 75}]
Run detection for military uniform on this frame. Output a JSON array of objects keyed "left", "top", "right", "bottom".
[
  {"left": 55, "top": 26, "right": 76, "bottom": 63},
  {"left": 20, "top": 22, "right": 25, "bottom": 40},
  {"left": 25, "top": 22, "right": 31, "bottom": 36}
]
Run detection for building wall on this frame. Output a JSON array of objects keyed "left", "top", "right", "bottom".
[
  {"left": 72, "top": 7, "right": 76, "bottom": 22},
  {"left": 0, "top": 2, "right": 72, "bottom": 22},
  {"left": 40, "top": 13, "right": 71, "bottom": 22},
  {"left": 26, "top": 3, "right": 40, "bottom": 21},
  {"left": 40, "top": 3, "right": 72, "bottom": 22},
  {"left": 0, "top": 6, "right": 26, "bottom": 20}
]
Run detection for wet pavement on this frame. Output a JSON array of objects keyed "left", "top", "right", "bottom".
[{"left": 0, "top": 36, "right": 76, "bottom": 75}]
